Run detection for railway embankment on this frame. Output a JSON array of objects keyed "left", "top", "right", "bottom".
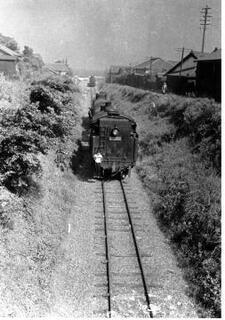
[
  {"left": 0, "top": 74, "right": 82, "bottom": 315},
  {"left": 103, "top": 84, "right": 221, "bottom": 317}
]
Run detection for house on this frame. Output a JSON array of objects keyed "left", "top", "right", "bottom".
[
  {"left": 107, "top": 65, "right": 130, "bottom": 83},
  {"left": 0, "top": 44, "right": 20, "bottom": 77},
  {"left": 43, "top": 62, "right": 71, "bottom": 76},
  {"left": 164, "top": 50, "right": 209, "bottom": 94},
  {"left": 196, "top": 48, "right": 221, "bottom": 101},
  {"left": 123, "top": 57, "right": 174, "bottom": 90},
  {"left": 133, "top": 57, "right": 174, "bottom": 79}
]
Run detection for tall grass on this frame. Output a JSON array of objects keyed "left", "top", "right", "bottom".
[{"left": 0, "top": 73, "right": 28, "bottom": 109}]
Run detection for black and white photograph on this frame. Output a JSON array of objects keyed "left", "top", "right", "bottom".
[{"left": 0, "top": 0, "right": 221, "bottom": 317}]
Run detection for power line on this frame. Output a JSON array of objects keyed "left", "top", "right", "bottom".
[{"left": 200, "top": 5, "right": 212, "bottom": 53}]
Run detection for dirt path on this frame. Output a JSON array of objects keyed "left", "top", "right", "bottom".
[
  {"left": 45, "top": 80, "right": 199, "bottom": 317},
  {"left": 44, "top": 80, "right": 96, "bottom": 317}
]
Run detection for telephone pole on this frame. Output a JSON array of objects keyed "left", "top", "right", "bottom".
[
  {"left": 144, "top": 56, "right": 153, "bottom": 78},
  {"left": 149, "top": 56, "right": 152, "bottom": 79},
  {"left": 200, "top": 5, "right": 212, "bottom": 53},
  {"left": 179, "top": 48, "right": 184, "bottom": 76},
  {"left": 176, "top": 47, "right": 192, "bottom": 76}
]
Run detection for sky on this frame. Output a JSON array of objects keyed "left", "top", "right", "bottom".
[{"left": 0, "top": 0, "right": 221, "bottom": 71}]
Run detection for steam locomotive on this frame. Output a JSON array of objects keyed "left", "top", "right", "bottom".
[{"left": 89, "top": 92, "right": 138, "bottom": 178}]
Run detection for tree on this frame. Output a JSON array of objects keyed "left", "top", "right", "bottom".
[
  {"left": 0, "top": 33, "right": 19, "bottom": 52},
  {"left": 20, "top": 45, "right": 44, "bottom": 78},
  {"left": 23, "top": 45, "right": 33, "bottom": 57}
]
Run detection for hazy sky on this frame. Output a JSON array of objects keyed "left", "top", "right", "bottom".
[{"left": 0, "top": 0, "right": 221, "bottom": 70}]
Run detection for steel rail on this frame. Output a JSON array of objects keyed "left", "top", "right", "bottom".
[
  {"left": 120, "top": 180, "right": 153, "bottom": 318},
  {"left": 101, "top": 181, "right": 112, "bottom": 318}
]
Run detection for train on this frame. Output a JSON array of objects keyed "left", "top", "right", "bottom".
[{"left": 89, "top": 92, "right": 138, "bottom": 179}]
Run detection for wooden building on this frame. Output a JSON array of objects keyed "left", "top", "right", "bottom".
[
  {"left": 196, "top": 48, "right": 221, "bottom": 101},
  {"left": 164, "top": 50, "right": 208, "bottom": 94},
  {"left": 133, "top": 57, "right": 173, "bottom": 80},
  {"left": 107, "top": 65, "right": 131, "bottom": 83},
  {"left": 43, "top": 62, "right": 71, "bottom": 76},
  {"left": 0, "top": 44, "right": 20, "bottom": 77}
]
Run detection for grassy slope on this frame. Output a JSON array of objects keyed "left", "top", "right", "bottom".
[
  {"left": 103, "top": 84, "right": 221, "bottom": 317},
  {"left": 0, "top": 75, "right": 82, "bottom": 316}
]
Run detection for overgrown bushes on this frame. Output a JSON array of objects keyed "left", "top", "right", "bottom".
[
  {"left": 138, "top": 118, "right": 176, "bottom": 157},
  {"left": 139, "top": 140, "right": 221, "bottom": 317},
  {"left": 167, "top": 98, "right": 221, "bottom": 172},
  {"left": 0, "top": 75, "right": 79, "bottom": 194},
  {"left": 104, "top": 84, "right": 221, "bottom": 317}
]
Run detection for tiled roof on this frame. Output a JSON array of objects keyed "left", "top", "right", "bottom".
[
  {"left": 0, "top": 44, "right": 20, "bottom": 56},
  {"left": 44, "top": 63, "right": 70, "bottom": 73},
  {"left": 133, "top": 57, "right": 160, "bottom": 69},
  {"left": 196, "top": 48, "right": 221, "bottom": 61},
  {"left": 164, "top": 50, "right": 209, "bottom": 75},
  {"left": 134, "top": 58, "right": 173, "bottom": 75},
  {"left": 192, "top": 51, "right": 209, "bottom": 59}
]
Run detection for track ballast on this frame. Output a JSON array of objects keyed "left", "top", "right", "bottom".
[{"left": 93, "top": 179, "right": 153, "bottom": 317}]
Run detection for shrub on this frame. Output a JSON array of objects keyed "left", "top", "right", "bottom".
[
  {"left": 139, "top": 118, "right": 175, "bottom": 156},
  {"left": 30, "top": 85, "right": 62, "bottom": 114},
  {"left": 16, "top": 104, "right": 70, "bottom": 138},
  {"left": 183, "top": 100, "right": 221, "bottom": 171},
  {"left": 166, "top": 98, "right": 221, "bottom": 173},
  {"left": 31, "top": 75, "right": 79, "bottom": 93},
  {"left": 0, "top": 129, "right": 43, "bottom": 193},
  {"left": 0, "top": 75, "right": 79, "bottom": 194},
  {"left": 147, "top": 140, "right": 221, "bottom": 317}
]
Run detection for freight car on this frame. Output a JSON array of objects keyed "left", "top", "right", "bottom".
[{"left": 89, "top": 102, "right": 138, "bottom": 179}]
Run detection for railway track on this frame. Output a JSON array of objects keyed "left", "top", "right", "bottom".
[{"left": 93, "top": 179, "right": 153, "bottom": 317}]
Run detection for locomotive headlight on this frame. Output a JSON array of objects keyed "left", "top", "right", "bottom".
[{"left": 112, "top": 128, "right": 119, "bottom": 136}]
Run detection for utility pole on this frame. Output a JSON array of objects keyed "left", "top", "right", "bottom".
[
  {"left": 200, "top": 5, "right": 211, "bottom": 53},
  {"left": 145, "top": 56, "right": 153, "bottom": 78},
  {"left": 179, "top": 47, "right": 184, "bottom": 77},
  {"left": 176, "top": 47, "right": 192, "bottom": 77},
  {"left": 149, "top": 56, "right": 152, "bottom": 79}
]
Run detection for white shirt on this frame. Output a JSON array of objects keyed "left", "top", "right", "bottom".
[{"left": 94, "top": 153, "right": 103, "bottom": 164}]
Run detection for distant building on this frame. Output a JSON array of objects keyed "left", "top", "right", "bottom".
[
  {"left": 196, "top": 48, "right": 221, "bottom": 101},
  {"left": 43, "top": 62, "right": 71, "bottom": 76},
  {"left": 0, "top": 43, "right": 20, "bottom": 77},
  {"left": 164, "top": 50, "right": 209, "bottom": 94},
  {"left": 133, "top": 57, "right": 174, "bottom": 79},
  {"left": 108, "top": 65, "right": 131, "bottom": 83}
]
